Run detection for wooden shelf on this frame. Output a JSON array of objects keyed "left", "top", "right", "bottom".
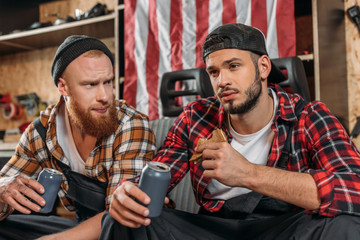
[
  {"left": 0, "top": 141, "right": 16, "bottom": 159},
  {"left": 297, "top": 53, "right": 314, "bottom": 61},
  {"left": 116, "top": 4, "right": 125, "bottom": 11},
  {"left": 0, "top": 13, "right": 115, "bottom": 56}
]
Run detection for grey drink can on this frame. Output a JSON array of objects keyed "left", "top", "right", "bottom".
[
  {"left": 138, "top": 162, "right": 171, "bottom": 218},
  {"left": 37, "top": 168, "right": 63, "bottom": 213}
]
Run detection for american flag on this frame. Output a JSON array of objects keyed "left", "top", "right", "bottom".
[{"left": 123, "top": 0, "right": 296, "bottom": 120}]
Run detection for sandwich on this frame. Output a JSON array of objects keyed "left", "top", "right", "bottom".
[{"left": 189, "top": 128, "right": 227, "bottom": 164}]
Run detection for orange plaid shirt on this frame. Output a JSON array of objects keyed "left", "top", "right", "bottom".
[{"left": 0, "top": 97, "right": 156, "bottom": 219}]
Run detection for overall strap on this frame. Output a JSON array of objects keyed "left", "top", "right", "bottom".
[
  {"left": 33, "top": 117, "right": 47, "bottom": 144},
  {"left": 277, "top": 100, "right": 307, "bottom": 169},
  {"left": 33, "top": 117, "right": 70, "bottom": 172},
  {"left": 32, "top": 117, "right": 107, "bottom": 222}
]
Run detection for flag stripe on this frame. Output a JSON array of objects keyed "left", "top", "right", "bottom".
[
  {"left": 209, "top": 0, "right": 223, "bottom": 34},
  {"left": 180, "top": 0, "right": 198, "bottom": 106},
  {"left": 170, "top": 0, "right": 183, "bottom": 71},
  {"left": 195, "top": 1, "right": 209, "bottom": 68},
  {"left": 235, "top": 1, "right": 251, "bottom": 25},
  {"left": 222, "top": 0, "right": 237, "bottom": 25},
  {"left": 266, "top": 0, "right": 279, "bottom": 58},
  {"left": 251, "top": 0, "right": 268, "bottom": 37},
  {"left": 123, "top": 0, "right": 138, "bottom": 108},
  {"left": 145, "top": 0, "right": 160, "bottom": 119},
  {"left": 157, "top": 2, "right": 172, "bottom": 117},
  {"left": 182, "top": 0, "right": 197, "bottom": 69},
  {"left": 276, "top": 0, "right": 296, "bottom": 57},
  {"left": 134, "top": 1, "right": 150, "bottom": 116}
]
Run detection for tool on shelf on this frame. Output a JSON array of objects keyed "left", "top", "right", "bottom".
[
  {"left": 347, "top": 5, "right": 360, "bottom": 32},
  {"left": 0, "top": 94, "right": 22, "bottom": 120}
]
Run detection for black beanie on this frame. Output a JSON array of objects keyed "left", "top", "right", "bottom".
[{"left": 51, "top": 35, "right": 114, "bottom": 86}]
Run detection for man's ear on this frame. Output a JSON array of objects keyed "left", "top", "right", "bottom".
[
  {"left": 58, "top": 77, "right": 69, "bottom": 97},
  {"left": 258, "top": 55, "right": 271, "bottom": 80}
]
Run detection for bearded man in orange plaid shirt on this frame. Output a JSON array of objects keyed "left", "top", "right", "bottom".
[{"left": 0, "top": 35, "right": 156, "bottom": 240}]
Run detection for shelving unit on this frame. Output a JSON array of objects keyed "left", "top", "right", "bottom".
[
  {"left": 297, "top": 53, "right": 314, "bottom": 61},
  {"left": 0, "top": 0, "right": 124, "bottom": 133},
  {"left": 0, "top": 2, "right": 124, "bottom": 102},
  {"left": 0, "top": 13, "right": 115, "bottom": 55}
]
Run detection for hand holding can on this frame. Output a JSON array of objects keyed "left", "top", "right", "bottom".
[
  {"left": 138, "top": 162, "right": 171, "bottom": 218},
  {"left": 36, "top": 168, "right": 63, "bottom": 213}
]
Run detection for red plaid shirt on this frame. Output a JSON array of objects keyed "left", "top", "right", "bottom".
[{"left": 153, "top": 84, "right": 360, "bottom": 217}]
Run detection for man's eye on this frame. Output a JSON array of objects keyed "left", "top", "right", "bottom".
[
  {"left": 229, "top": 63, "right": 239, "bottom": 69},
  {"left": 209, "top": 70, "right": 218, "bottom": 76},
  {"left": 105, "top": 80, "right": 112, "bottom": 85}
]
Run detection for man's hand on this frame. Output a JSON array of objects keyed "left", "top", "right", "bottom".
[
  {"left": 109, "top": 181, "right": 150, "bottom": 228},
  {"left": 0, "top": 174, "right": 45, "bottom": 214},
  {"left": 198, "top": 141, "right": 255, "bottom": 187},
  {"left": 109, "top": 181, "right": 169, "bottom": 228},
  {"left": 196, "top": 141, "right": 321, "bottom": 210}
]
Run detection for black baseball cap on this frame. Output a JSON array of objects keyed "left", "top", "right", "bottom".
[{"left": 202, "top": 23, "right": 285, "bottom": 82}]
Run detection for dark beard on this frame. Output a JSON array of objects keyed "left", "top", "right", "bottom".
[
  {"left": 222, "top": 67, "right": 262, "bottom": 115},
  {"left": 67, "top": 98, "right": 119, "bottom": 138},
  {"left": 227, "top": 77, "right": 262, "bottom": 114}
]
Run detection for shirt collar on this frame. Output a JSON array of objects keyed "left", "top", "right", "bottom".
[{"left": 270, "top": 83, "right": 302, "bottom": 122}]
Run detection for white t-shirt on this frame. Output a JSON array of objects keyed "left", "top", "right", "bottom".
[
  {"left": 56, "top": 104, "right": 85, "bottom": 174},
  {"left": 204, "top": 88, "right": 278, "bottom": 200}
]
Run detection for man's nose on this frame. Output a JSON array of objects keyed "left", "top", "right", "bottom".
[
  {"left": 217, "top": 71, "right": 230, "bottom": 88},
  {"left": 96, "top": 84, "right": 109, "bottom": 102}
]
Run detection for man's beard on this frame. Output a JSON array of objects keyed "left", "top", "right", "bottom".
[
  {"left": 66, "top": 97, "right": 119, "bottom": 138},
  {"left": 219, "top": 68, "right": 262, "bottom": 115}
]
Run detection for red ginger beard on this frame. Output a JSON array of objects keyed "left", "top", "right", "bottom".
[{"left": 66, "top": 94, "right": 119, "bottom": 139}]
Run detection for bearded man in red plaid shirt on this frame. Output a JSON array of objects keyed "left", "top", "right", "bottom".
[{"left": 101, "top": 23, "right": 360, "bottom": 240}]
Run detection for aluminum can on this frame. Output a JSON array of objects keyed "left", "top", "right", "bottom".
[
  {"left": 37, "top": 168, "right": 63, "bottom": 213},
  {"left": 138, "top": 162, "right": 171, "bottom": 218}
]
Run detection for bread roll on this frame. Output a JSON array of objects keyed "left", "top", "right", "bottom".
[{"left": 189, "top": 128, "right": 227, "bottom": 164}]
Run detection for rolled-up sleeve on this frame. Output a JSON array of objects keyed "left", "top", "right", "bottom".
[
  {"left": 305, "top": 102, "right": 360, "bottom": 216},
  {"left": 0, "top": 126, "right": 42, "bottom": 220},
  {"left": 108, "top": 115, "right": 156, "bottom": 205}
]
